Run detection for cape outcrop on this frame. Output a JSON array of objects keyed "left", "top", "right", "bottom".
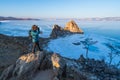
[
  {"left": 0, "top": 51, "right": 120, "bottom": 80},
  {"left": 50, "top": 20, "right": 84, "bottom": 38},
  {"left": 64, "top": 20, "right": 84, "bottom": 33},
  {"left": 50, "top": 24, "right": 67, "bottom": 38}
]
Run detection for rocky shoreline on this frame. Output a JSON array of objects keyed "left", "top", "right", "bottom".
[
  {"left": 0, "top": 50, "right": 120, "bottom": 80},
  {"left": 0, "top": 34, "right": 49, "bottom": 76}
]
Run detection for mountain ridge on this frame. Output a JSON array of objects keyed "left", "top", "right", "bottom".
[
  {"left": 1, "top": 16, "right": 120, "bottom": 21},
  {"left": 0, "top": 16, "right": 39, "bottom": 20}
]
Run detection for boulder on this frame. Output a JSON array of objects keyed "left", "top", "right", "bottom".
[{"left": 64, "top": 20, "right": 84, "bottom": 33}]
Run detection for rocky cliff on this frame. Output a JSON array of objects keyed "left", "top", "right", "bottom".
[
  {"left": 50, "top": 24, "right": 66, "bottom": 38},
  {"left": 64, "top": 20, "right": 83, "bottom": 33},
  {"left": 0, "top": 34, "right": 49, "bottom": 76},
  {"left": 0, "top": 51, "right": 120, "bottom": 80},
  {"left": 50, "top": 20, "right": 84, "bottom": 38},
  {"left": 0, "top": 34, "right": 30, "bottom": 75}
]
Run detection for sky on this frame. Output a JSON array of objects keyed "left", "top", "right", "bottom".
[{"left": 0, "top": 0, "right": 120, "bottom": 18}]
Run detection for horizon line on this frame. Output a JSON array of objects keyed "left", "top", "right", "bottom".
[{"left": 1, "top": 16, "right": 120, "bottom": 19}]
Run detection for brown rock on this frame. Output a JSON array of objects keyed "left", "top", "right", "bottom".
[
  {"left": 64, "top": 20, "right": 84, "bottom": 33},
  {"left": 50, "top": 20, "right": 84, "bottom": 38},
  {"left": 0, "top": 51, "right": 46, "bottom": 80},
  {"left": 0, "top": 51, "right": 66, "bottom": 80},
  {"left": 50, "top": 24, "right": 67, "bottom": 38},
  {"left": 1, "top": 50, "right": 120, "bottom": 80}
]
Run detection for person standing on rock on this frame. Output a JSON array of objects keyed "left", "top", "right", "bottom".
[{"left": 29, "top": 25, "right": 43, "bottom": 53}]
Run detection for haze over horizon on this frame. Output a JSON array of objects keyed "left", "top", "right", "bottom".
[{"left": 0, "top": 0, "right": 120, "bottom": 18}]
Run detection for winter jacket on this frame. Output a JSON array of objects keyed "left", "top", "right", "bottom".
[{"left": 30, "top": 30, "right": 40, "bottom": 42}]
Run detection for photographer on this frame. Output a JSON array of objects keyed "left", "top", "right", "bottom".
[{"left": 29, "top": 25, "right": 43, "bottom": 53}]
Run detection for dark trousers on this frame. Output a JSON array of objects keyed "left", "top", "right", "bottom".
[{"left": 32, "top": 41, "right": 42, "bottom": 53}]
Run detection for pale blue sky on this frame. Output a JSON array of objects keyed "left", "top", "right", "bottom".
[{"left": 0, "top": 0, "right": 120, "bottom": 18}]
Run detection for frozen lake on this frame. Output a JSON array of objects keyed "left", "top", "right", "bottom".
[{"left": 0, "top": 20, "right": 120, "bottom": 64}]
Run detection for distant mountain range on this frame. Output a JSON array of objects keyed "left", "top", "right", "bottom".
[
  {"left": 0, "top": 16, "right": 39, "bottom": 20},
  {"left": 0, "top": 16, "right": 120, "bottom": 21},
  {"left": 39, "top": 17, "right": 120, "bottom": 21},
  {"left": 52, "top": 17, "right": 120, "bottom": 21},
  {"left": 77, "top": 17, "right": 120, "bottom": 21}
]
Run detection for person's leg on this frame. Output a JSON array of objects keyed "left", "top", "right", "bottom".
[
  {"left": 32, "top": 42, "right": 37, "bottom": 53},
  {"left": 36, "top": 41, "right": 43, "bottom": 51}
]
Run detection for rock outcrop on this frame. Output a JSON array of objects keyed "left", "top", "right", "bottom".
[
  {"left": 50, "top": 24, "right": 67, "bottom": 38},
  {"left": 50, "top": 20, "right": 84, "bottom": 38},
  {"left": 64, "top": 20, "right": 84, "bottom": 33},
  {"left": 0, "top": 51, "right": 120, "bottom": 80},
  {"left": 0, "top": 34, "right": 31, "bottom": 76},
  {"left": 0, "top": 34, "right": 49, "bottom": 76},
  {"left": 0, "top": 51, "right": 66, "bottom": 80}
]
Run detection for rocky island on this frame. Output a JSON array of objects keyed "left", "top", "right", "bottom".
[{"left": 50, "top": 20, "right": 84, "bottom": 38}]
